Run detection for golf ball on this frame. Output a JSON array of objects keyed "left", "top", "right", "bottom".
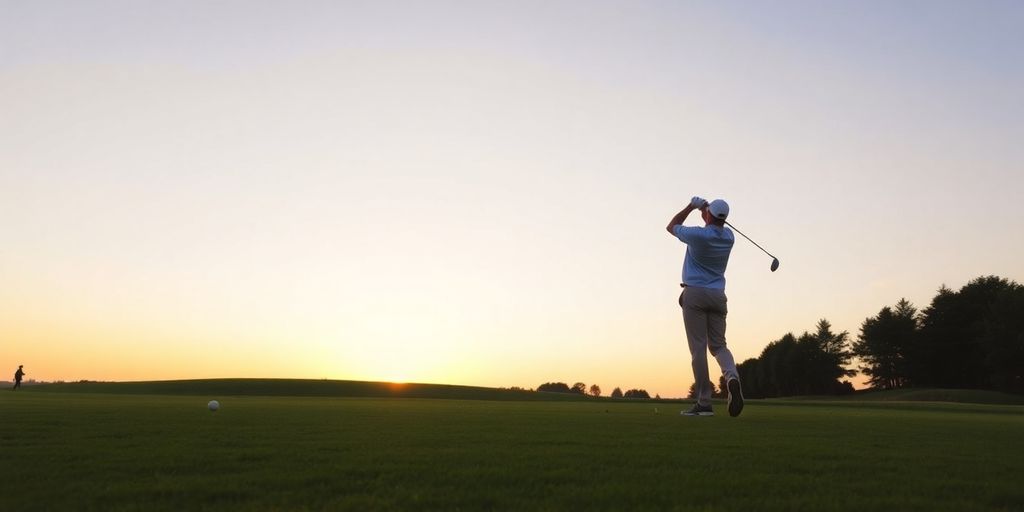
[{"left": 208, "top": 400, "right": 220, "bottom": 411}]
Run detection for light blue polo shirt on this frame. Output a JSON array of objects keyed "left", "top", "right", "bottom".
[{"left": 672, "top": 224, "right": 734, "bottom": 289}]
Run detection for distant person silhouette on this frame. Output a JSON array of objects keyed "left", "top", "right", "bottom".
[{"left": 13, "top": 365, "right": 25, "bottom": 390}]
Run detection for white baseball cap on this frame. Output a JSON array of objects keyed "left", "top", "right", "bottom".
[{"left": 708, "top": 199, "right": 729, "bottom": 219}]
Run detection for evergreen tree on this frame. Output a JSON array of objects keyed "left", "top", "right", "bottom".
[
  {"left": 917, "top": 276, "right": 1024, "bottom": 390},
  {"left": 852, "top": 299, "right": 918, "bottom": 389},
  {"left": 812, "top": 319, "right": 857, "bottom": 379},
  {"left": 979, "top": 282, "right": 1024, "bottom": 392},
  {"left": 737, "top": 358, "right": 765, "bottom": 398}
]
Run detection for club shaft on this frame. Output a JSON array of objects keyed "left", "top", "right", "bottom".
[{"left": 724, "top": 221, "right": 775, "bottom": 259}]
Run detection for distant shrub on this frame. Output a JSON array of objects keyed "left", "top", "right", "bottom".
[
  {"left": 623, "top": 389, "right": 650, "bottom": 399},
  {"left": 537, "top": 382, "right": 572, "bottom": 393}
]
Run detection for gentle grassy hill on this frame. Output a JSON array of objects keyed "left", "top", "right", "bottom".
[
  {"left": 841, "top": 387, "right": 1024, "bottom": 405},
  {"left": 23, "top": 378, "right": 600, "bottom": 401}
]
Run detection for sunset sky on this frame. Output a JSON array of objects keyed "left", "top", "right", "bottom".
[{"left": 3, "top": 1, "right": 1022, "bottom": 397}]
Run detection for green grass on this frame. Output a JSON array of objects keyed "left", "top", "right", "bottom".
[
  {"left": 3, "top": 384, "right": 1023, "bottom": 511},
  {"left": 842, "top": 387, "right": 1024, "bottom": 405}
]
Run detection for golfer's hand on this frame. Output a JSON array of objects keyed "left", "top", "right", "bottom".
[{"left": 690, "top": 196, "right": 707, "bottom": 209}]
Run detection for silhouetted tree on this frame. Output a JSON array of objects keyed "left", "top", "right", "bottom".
[
  {"left": 537, "top": 382, "right": 572, "bottom": 393},
  {"left": 610, "top": 387, "right": 623, "bottom": 398},
  {"left": 571, "top": 382, "right": 587, "bottom": 395},
  {"left": 791, "top": 332, "right": 832, "bottom": 395},
  {"left": 732, "top": 275, "right": 1022, "bottom": 395},
  {"left": 789, "top": 321, "right": 857, "bottom": 395},
  {"left": 980, "top": 281, "right": 1024, "bottom": 393},
  {"left": 737, "top": 358, "right": 765, "bottom": 398},
  {"left": 759, "top": 333, "right": 802, "bottom": 396},
  {"left": 852, "top": 299, "right": 918, "bottom": 389},
  {"left": 734, "top": 320, "right": 854, "bottom": 398},
  {"left": 812, "top": 319, "right": 857, "bottom": 380},
  {"left": 589, "top": 384, "right": 601, "bottom": 397},
  {"left": 916, "top": 276, "right": 1024, "bottom": 391},
  {"left": 623, "top": 389, "right": 650, "bottom": 399}
]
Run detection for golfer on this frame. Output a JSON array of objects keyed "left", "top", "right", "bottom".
[
  {"left": 666, "top": 197, "right": 744, "bottom": 417},
  {"left": 13, "top": 365, "right": 25, "bottom": 391}
]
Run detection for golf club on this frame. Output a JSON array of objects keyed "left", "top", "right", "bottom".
[{"left": 724, "top": 220, "right": 780, "bottom": 272}]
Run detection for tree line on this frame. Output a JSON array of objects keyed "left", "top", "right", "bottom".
[
  {"left": 852, "top": 275, "right": 1023, "bottom": 393},
  {"left": 739, "top": 275, "right": 1023, "bottom": 397},
  {"left": 531, "top": 275, "right": 1021, "bottom": 399},
  {"left": 536, "top": 382, "right": 654, "bottom": 399},
  {"left": 736, "top": 318, "right": 856, "bottom": 398}
]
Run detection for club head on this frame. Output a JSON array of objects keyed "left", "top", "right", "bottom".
[{"left": 770, "top": 258, "right": 780, "bottom": 272}]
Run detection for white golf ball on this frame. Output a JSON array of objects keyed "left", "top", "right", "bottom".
[{"left": 208, "top": 400, "right": 220, "bottom": 411}]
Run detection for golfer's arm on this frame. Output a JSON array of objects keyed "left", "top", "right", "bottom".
[{"left": 666, "top": 205, "right": 695, "bottom": 234}]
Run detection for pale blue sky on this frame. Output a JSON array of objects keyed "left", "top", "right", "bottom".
[{"left": 2, "top": 1, "right": 1022, "bottom": 396}]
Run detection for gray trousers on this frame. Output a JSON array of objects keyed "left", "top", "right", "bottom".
[{"left": 680, "top": 286, "right": 739, "bottom": 406}]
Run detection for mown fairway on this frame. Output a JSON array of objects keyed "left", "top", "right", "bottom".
[{"left": 2, "top": 389, "right": 1022, "bottom": 511}]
